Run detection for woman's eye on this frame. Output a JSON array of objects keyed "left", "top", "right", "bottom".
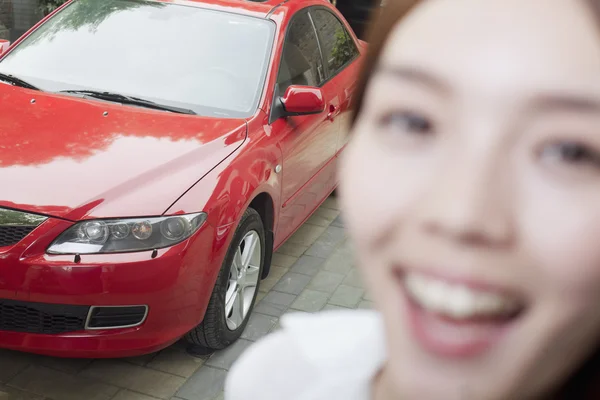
[
  {"left": 379, "top": 111, "right": 434, "bottom": 135},
  {"left": 540, "top": 142, "right": 600, "bottom": 168}
]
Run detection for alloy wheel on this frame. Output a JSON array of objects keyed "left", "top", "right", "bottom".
[{"left": 224, "top": 230, "right": 261, "bottom": 330}]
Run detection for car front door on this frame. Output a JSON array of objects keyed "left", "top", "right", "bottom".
[
  {"left": 272, "top": 9, "right": 341, "bottom": 245},
  {"left": 310, "top": 7, "right": 362, "bottom": 155}
]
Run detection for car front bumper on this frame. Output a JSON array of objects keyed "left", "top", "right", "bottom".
[{"left": 0, "top": 217, "right": 226, "bottom": 358}]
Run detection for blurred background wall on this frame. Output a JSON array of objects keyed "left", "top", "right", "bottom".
[{"left": 1, "top": 0, "right": 42, "bottom": 42}]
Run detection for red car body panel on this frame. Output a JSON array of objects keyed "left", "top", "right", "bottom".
[
  {"left": 0, "top": 220, "right": 221, "bottom": 357},
  {"left": 0, "top": 0, "right": 363, "bottom": 357},
  {"left": 0, "top": 84, "right": 248, "bottom": 220}
]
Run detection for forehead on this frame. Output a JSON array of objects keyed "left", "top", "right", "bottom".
[{"left": 380, "top": 0, "right": 600, "bottom": 94}]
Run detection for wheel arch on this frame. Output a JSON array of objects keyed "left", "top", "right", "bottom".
[
  {"left": 165, "top": 138, "right": 282, "bottom": 281},
  {"left": 248, "top": 191, "right": 276, "bottom": 279}
]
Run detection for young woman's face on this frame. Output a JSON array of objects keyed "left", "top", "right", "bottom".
[{"left": 340, "top": 0, "right": 600, "bottom": 398}]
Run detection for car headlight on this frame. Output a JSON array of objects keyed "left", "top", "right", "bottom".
[{"left": 47, "top": 213, "right": 207, "bottom": 255}]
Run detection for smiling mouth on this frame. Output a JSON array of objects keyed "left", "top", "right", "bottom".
[
  {"left": 394, "top": 268, "right": 528, "bottom": 358},
  {"left": 404, "top": 272, "right": 525, "bottom": 321}
]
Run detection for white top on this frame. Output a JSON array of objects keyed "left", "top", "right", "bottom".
[{"left": 225, "top": 310, "right": 386, "bottom": 400}]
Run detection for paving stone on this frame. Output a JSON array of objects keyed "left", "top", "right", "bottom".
[
  {"left": 271, "top": 253, "right": 298, "bottom": 268},
  {"left": 205, "top": 339, "right": 253, "bottom": 370},
  {"left": 305, "top": 226, "right": 346, "bottom": 258},
  {"left": 275, "top": 242, "right": 309, "bottom": 257},
  {"left": 259, "top": 266, "right": 288, "bottom": 293},
  {"left": 182, "top": 393, "right": 224, "bottom": 400},
  {"left": 241, "top": 313, "right": 278, "bottom": 341},
  {"left": 0, "top": 350, "right": 33, "bottom": 383},
  {"left": 321, "top": 196, "right": 341, "bottom": 210},
  {"left": 36, "top": 355, "right": 93, "bottom": 374},
  {"left": 147, "top": 347, "right": 204, "bottom": 378},
  {"left": 282, "top": 310, "right": 308, "bottom": 318},
  {"left": 329, "top": 285, "right": 365, "bottom": 308},
  {"left": 10, "top": 365, "right": 119, "bottom": 400},
  {"left": 272, "top": 272, "right": 311, "bottom": 295},
  {"left": 271, "top": 320, "right": 283, "bottom": 332},
  {"left": 175, "top": 367, "right": 227, "bottom": 400},
  {"left": 307, "top": 270, "right": 345, "bottom": 293},
  {"left": 315, "top": 207, "right": 340, "bottom": 221},
  {"left": 0, "top": 384, "right": 44, "bottom": 400},
  {"left": 81, "top": 360, "right": 185, "bottom": 399},
  {"left": 331, "top": 214, "right": 344, "bottom": 228},
  {"left": 260, "top": 290, "right": 296, "bottom": 306},
  {"left": 255, "top": 291, "right": 267, "bottom": 303},
  {"left": 322, "top": 245, "right": 354, "bottom": 275},
  {"left": 290, "top": 289, "right": 330, "bottom": 312},
  {"left": 169, "top": 339, "right": 190, "bottom": 352},
  {"left": 337, "top": 238, "right": 355, "bottom": 254},
  {"left": 212, "top": 392, "right": 224, "bottom": 400},
  {"left": 336, "top": 238, "right": 354, "bottom": 254},
  {"left": 124, "top": 353, "right": 158, "bottom": 367},
  {"left": 287, "top": 224, "right": 326, "bottom": 246},
  {"left": 290, "top": 255, "right": 325, "bottom": 276},
  {"left": 253, "top": 300, "right": 288, "bottom": 317},
  {"left": 364, "top": 290, "right": 375, "bottom": 302},
  {"left": 323, "top": 304, "right": 350, "bottom": 311},
  {"left": 358, "top": 300, "right": 375, "bottom": 310},
  {"left": 306, "top": 214, "right": 332, "bottom": 227},
  {"left": 112, "top": 390, "right": 160, "bottom": 400},
  {"left": 342, "top": 268, "right": 365, "bottom": 288},
  {"left": 323, "top": 225, "right": 347, "bottom": 241}
]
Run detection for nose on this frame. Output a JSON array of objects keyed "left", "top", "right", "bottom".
[{"left": 417, "top": 155, "right": 513, "bottom": 248}]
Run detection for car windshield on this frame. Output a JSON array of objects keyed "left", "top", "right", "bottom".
[{"left": 0, "top": 0, "right": 275, "bottom": 118}]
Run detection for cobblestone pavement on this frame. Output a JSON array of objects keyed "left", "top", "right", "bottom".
[{"left": 0, "top": 196, "right": 372, "bottom": 400}]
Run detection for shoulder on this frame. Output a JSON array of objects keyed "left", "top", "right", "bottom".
[
  {"left": 225, "top": 329, "right": 313, "bottom": 400},
  {"left": 225, "top": 310, "right": 385, "bottom": 400}
]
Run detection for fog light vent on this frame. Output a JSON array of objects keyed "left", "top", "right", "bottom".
[{"left": 85, "top": 306, "right": 148, "bottom": 330}]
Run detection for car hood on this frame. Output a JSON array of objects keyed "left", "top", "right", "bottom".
[{"left": 0, "top": 85, "right": 247, "bottom": 220}]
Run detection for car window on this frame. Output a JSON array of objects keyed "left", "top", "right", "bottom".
[
  {"left": 0, "top": 0, "right": 275, "bottom": 118},
  {"left": 311, "top": 9, "right": 359, "bottom": 77},
  {"left": 277, "top": 11, "right": 324, "bottom": 93}
]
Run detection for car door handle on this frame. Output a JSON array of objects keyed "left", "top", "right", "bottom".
[{"left": 327, "top": 105, "right": 339, "bottom": 121}]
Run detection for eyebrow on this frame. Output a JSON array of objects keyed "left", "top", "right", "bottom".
[
  {"left": 375, "top": 64, "right": 600, "bottom": 115},
  {"left": 375, "top": 64, "right": 451, "bottom": 94},
  {"left": 531, "top": 94, "right": 600, "bottom": 114}
]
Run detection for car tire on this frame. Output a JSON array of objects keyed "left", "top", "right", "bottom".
[{"left": 185, "top": 208, "right": 265, "bottom": 350}]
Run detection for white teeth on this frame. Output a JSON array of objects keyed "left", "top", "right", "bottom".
[{"left": 404, "top": 273, "right": 520, "bottom": 319}]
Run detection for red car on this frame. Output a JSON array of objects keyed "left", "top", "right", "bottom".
[{"left": 0, "top": 0, "right": 363, "bottom": 357}]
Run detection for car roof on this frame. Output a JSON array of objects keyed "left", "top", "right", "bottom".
[
  {"left": 153, "top": 0, "right": 283, "bottom": 19},
  {"left": 152, "top": 0, "right": 330, "bottom": 19}
]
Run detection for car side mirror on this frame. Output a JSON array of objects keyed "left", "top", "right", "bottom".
[
  {"left": 279, "top": 85, "right": 325, "bottom": 117},
  {"left": 0, "top": 40, "right": 10, "bottom": 56}
]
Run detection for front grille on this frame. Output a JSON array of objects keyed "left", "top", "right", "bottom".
[
  {"left": 0, "top": 299, "right": 89, "bottom": 335},
  {"left": 0, "top": 225, "right": 36, "bottom": 247},
  {"left": 86, "top": 306, "right": 148, "bottom": 329},
  {"left": 0, "top": 208, "right": 48, "bottom": 248}
]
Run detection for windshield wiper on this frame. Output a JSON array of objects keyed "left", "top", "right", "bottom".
[
  {"left": 59, "top": 90, "right": 196, "bottom": 115},
  {"left": 0, "top": 73, "right": 40, "bottom": 90}
]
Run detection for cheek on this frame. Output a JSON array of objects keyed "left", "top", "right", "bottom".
[
  {"left": 339, "top": 135, "right": 387, "bottom": 242},
  {"left": 339, "top": 127, "right": 436, "bottom": 249},
  {"left": 521, "top": 182, "right": 600, "bottom": 296}
]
